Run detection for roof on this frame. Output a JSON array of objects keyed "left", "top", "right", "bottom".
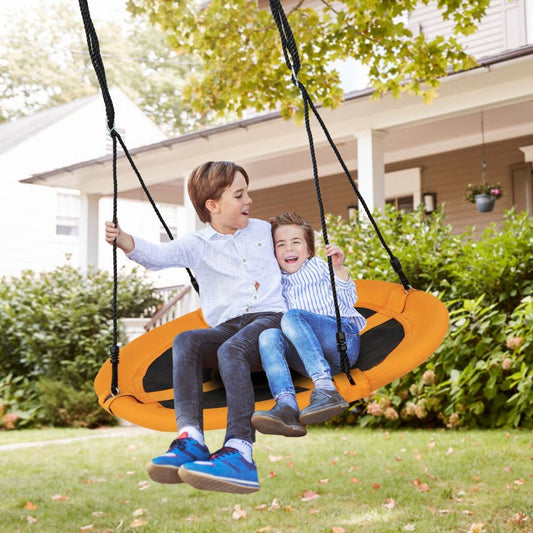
[{"left": 0, "top": 92, "right": 100, "bottom": 155}]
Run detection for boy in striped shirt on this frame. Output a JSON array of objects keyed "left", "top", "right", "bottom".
[{"left": 252, "top": 212, "right": 366, "bottom": 437}]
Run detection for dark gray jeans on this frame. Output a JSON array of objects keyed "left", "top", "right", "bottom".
[{"left": 172, "top": 312, "right": 283, "bottom": 444}]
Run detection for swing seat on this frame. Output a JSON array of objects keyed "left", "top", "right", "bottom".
[{"left": 94, "top": 279, "right": 448, "bottom": 431}]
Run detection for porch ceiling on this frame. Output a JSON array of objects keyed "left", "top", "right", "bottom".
[{"left": 23, "top": 51, "right": 533, "bottom": 203}]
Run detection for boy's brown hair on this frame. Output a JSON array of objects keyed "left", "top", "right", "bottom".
[
  {"left": 269, "top": 212, "right": 315, "bottom": 257},
  {"left": 187, "top": 161, "right": 250, "bottom": 223}
]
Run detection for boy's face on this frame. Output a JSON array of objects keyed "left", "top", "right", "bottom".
[
  {"left": 273, "top": 224, "right": 311, "bottom": 274},
  {"left": 207, "top": 172, "right": 252, "bottom": 234}
]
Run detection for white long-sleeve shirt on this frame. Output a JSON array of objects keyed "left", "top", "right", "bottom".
[
  {"left": 127, "top": 218, "right": 287, "bottom": 327},
  {"left": 281, "top": 256, "right": 367, "bottom": 331}
]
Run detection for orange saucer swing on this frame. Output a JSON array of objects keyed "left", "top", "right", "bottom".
[
  {"left": 80, "top": 0, "right": 449, "bottom": 432},
  {"left": 94, "top": 280, "right": 448, "bottom": 431}
]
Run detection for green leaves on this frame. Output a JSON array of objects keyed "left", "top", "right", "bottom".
[
  {"left": 325, "top": 207, "right": 533, "bottom": 429},
  {"left": 126, "top": 0, "right": 487, "bottom": 119},
  {"left": 0, "top": 264, "right": 160, "bottom": 428}
]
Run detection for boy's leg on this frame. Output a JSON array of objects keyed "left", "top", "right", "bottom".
[
  {"left": 281, "top": 309, "right": 357, "bottom": 424},
  {"left": 178, "top": 312, "right": 282, "bottom": 494},
  {"left": 146, "top": 325, "right": 236, "bottom": 484},
  {"left": 251, "top": 328, "right": 306, "bottom": 437}
]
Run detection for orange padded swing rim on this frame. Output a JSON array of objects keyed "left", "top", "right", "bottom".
[{"left": 94, "top": 279, "right": 448, "bottom": 432}]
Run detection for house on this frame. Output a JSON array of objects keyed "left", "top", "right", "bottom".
[
  {"left": 20, "top": 0, "right": 533, "bottom": 287},
  {"left": 0, "top": 87, "right": 188, "bottom": 286}
]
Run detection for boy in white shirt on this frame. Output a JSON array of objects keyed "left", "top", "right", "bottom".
[{"left": 105, "top": 161, "right": 286, "bottom": 494}]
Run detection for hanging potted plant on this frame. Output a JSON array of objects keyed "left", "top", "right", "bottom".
[
  {"left": 465, "top": 112, "right": 503, "bottom": 213},
  {"left": 465, "top": 181, "right": 503, "bottom": 212}
]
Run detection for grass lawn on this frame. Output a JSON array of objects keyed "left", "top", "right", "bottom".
[{"left": 0, "top": 425, "right": 531, "bottom": 532}]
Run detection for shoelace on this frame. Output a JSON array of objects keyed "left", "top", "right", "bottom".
[{"left": 210, "top": 447, "right": 238, "bottom": 460}]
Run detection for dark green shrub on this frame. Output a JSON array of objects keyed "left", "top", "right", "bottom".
[
  {"left": 0, "top": 374, "right": 41, "bottom": 430},
  {"left": 0, "top": 264, "right": 160, "bottom": 388},
  {"left": 323, "top": 207, "right": 533, "bottom": 429},
  {"left": 36, "top": 378, "right": 117, "bottom": 428},
  {"left": 0, "top": 264, "right": 160, "bottom": 428}
]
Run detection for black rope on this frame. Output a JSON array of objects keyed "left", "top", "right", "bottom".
[
  {"left": 268, "top": 0, "right": 412, "bottom": 382},
  {"left": 78, "top": 0, "right": 199, "bottom": 396}
]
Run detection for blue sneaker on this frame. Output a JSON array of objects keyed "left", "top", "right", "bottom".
[
  {"left": 146, "top": 435, "right": 210, "bottom": 484},
  {"left": 179, "top": 447, "right": 260, "bottom": 494}
]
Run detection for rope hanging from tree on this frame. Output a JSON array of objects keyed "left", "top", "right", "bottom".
[
  {"left": 268, "top": 0, "right": 411, "bottom": 383},
  {"left": 78, "top": 0, "right": 199, "bottom": 396}
]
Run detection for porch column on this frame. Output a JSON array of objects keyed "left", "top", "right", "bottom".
[
  {"left": 182, "top": 171, "right": 204, "bottom": 235},
  {"left": 356, "top": 129, "right": 388, "bottom": 214},
  {"left": 79, "top": 193, "right": 101, "bottom": 270},
  {"left": 181, "top": 171, "right": 201, "bottom": 312}
]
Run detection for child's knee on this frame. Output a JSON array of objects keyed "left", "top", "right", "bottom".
[{"left": 258, "top": 328, "right": 281, "bottom": 351}]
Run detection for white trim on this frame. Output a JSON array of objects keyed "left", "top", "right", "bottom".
[{"left": 519, "top": 144, "right": 533, "bottom": 162}]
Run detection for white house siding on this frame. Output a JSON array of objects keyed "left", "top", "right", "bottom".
[
  {"left": 0, "top": 88, "right": 167, "bottom": 278},
  {"left": 408, "top": 0, "right": 528, "bottom": 59}
]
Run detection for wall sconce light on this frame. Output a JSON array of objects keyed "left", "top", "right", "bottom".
[
  {"left": 423, "top": 192, "right": 437, "bottom": 213},
  {"left": 347, "top": 204, "right": 358, "bottom": 220}
]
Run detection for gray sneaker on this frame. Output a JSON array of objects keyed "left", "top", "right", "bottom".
[
  {"left": 252, "top": 402, "right": 307, "bottom": 437},
  {"left": 299, "top": 388, "right": 349, "bottom": 425}
]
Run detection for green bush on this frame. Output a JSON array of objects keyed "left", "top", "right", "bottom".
[
  {"left": 36, "top": 378, "right": 117, "bottom": 428},
  {"left": 323, "top": 207, "right": 533, "bottom": 429},
  {"left": 0, "top": 374, "right": 41, "bottom": 430},
  {"left": 0, "top": 264, "right": 160, "bottom": 428}
]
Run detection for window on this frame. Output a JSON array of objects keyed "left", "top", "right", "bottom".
[
  {"left": 158, "top": 204, "right": 179, "bottom": 242},
  {"left": 386, "top": 195, "right": 414, "bottom": 212},
  {"left": 56, "top": 192, "right": 80, "bottom": 237}
]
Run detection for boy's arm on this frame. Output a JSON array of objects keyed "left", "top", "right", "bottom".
[{"left": 105, "top": 220, "right": 135, "bottom": 254}]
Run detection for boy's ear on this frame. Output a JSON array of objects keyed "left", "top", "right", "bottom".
[{"left": 205, "top": 199, "right": 219, "bottom": 215}]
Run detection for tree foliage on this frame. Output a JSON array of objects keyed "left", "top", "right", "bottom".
[
  {"left": 0, "top": 0, "right": 214, "bottom": 134},
  {"left": 126, "top": 0, "right": 487, "bottom": 120}
]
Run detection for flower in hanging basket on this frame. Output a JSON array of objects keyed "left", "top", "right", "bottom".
[{"left": 464, "top": 182, "right": 503, "bottom": 204}]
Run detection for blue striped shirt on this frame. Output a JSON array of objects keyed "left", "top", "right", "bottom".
[{"left": 281, "top": 257, "right": 367, "bottom": 331}]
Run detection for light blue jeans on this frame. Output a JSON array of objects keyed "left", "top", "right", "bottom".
[{"left": 258, "top": 308, "right": 362, "bottom": 400}]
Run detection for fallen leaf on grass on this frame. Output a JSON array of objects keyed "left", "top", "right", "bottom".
[
  {"left": 268, "top": 454, "right": 283, "bottom": 462},
  {"left": 350, "top": 478, "right": 359, "bottom": 484},
  {"left": 403, "top": 525, "right": 415, "bottom": 531},
  {"left": 309, "top": 509, "right": 320, "bottom": 514},
  {"left": 91, "top": 512, "right": 107, "bottom": 517},
  {"left": 257, "top": 527, "right": 273, "bottom": 532},
  {"left": 137, "top": 480, "right": 150, "bottom": 490},
  {"left": 52, "top": 494, "right": 69, "bottom": 501},
  {"left": 268, "top": 471, "right": 277, "bottom": 478},
  {"left": 331, "top": 527, "right": 345, "bottom": 533},
  {"left": 232, "top": 504, "right": 247, "bottom": 520},
  {"left": 132, "top": 508, "right": 147, "bottom": 517},
  {"left": 318, "top": 479, "right": 330, "bottom": 484},
  {"left": 383, "top": 498, "right": 395, "bottom": 509},
  {"left": 411, "top": 479, "right": 430, "bottom": 492},
  {"left": 130, "top": 518, "right": 148, "bottom": 528},
  {"left": 301, "top": 490, "right": 320, "bottom": 501},
  {"left": 24, "top": 502, "right": 37, "bottom": 510},
  {"left": 372, "top": 482, "right": 380, "bottom": 490},
  {"left": 510, "top": 512, "right": 529, "bottom": 525},
  {"left": 26, "top": 516, "right": 38, "bottom": 525},
  {"left": 80, "top": 525, "right": 93, "bottom": 531}
]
